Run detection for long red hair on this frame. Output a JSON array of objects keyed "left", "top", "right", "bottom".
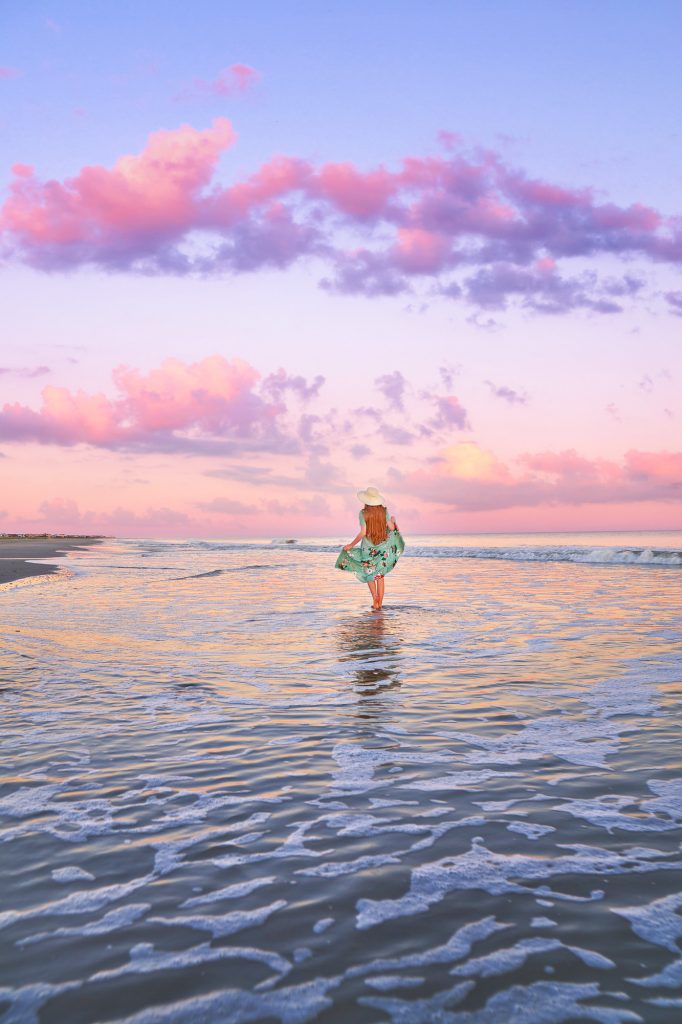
[{"left": 364, "top": 504, "right": 387, "bottom": 544}]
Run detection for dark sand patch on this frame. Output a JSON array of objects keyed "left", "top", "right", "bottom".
[{"left": 0, "top": 537, "right": 104, "bottom": 585}]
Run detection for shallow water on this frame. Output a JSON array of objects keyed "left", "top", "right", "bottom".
[{"left": 1, "top": 536, "right": 682, "bottom": 1023}]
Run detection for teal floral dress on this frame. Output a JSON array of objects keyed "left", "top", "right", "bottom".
[{"left": 335, "top": 508, "right": 405, "bottom": 582}]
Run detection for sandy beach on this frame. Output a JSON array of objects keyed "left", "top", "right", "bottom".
[{"left": 0, "top": 536, "right": 103, "bottom": 585}]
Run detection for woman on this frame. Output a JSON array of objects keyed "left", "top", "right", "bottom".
[{"left": 335, "top": 486, "right": 404, "bottom": 610}]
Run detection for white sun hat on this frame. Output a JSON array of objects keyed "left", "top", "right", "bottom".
[{"left": 357, "top": 486, "right": 386, "bottom": 506}]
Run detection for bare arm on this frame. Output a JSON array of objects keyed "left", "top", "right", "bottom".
[
  {"left": 388, "top": 516, "right": 397, "bottom": 531},
  {"left": 343, "top": 524, "right": 366, "bottom": 551}
]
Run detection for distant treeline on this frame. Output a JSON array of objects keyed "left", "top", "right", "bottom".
[{"left": 0, "top": 533, "right": 108, "bottom": 540}]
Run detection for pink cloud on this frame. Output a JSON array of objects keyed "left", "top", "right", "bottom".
[
  {"left": 212, "top": 64, "right": 260, "bottom": 95},
  {"left": 1, "top": 118, "right": 235, "bottom": 257},
  {"left": 32, "top": 497, "right": 194, "bottom": 536},
  {"left": 0, "top": 355, "right": 298, "bottom": 453},
  {"left": 176, "top": 64, "right": 260, "bottom": 101},
  {"left": 0, "top": 66, "right": 19, "bottom": 80},
  {"left": 1, "top": 124, "right": 681, "bottom": 314},
  {"left": 311, "top": 162, "right": 395, "bottom": 219},
  {"left": 392, "top": 442, "right": 682, "bottom": 512},
  {"left": 393, "top": 228, "right": 451, "bottom": 273},
  {"left": 624, "top": 449, "right": 682, "bottom": 483}
]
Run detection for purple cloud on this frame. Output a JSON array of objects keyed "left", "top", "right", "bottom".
[
  {"left": 464, "top": 263, "right": 625, "bottom": 314},
  {"left": 382, "top": 424, "right": 416, "bottom": 445},
  {"left": 261, "top": 369, "right": 325, "bottom": 402},
  {"left": 665, "top": 291, "right": 682, "bottom": 317},
  {"left": 2, "top": 122, "right": 681, "bottom": 318},
  {"left": 0, "top": 365, "right": 50, "bottom": 378},
  {"left": 485, "top": 380, "right": 528, "bottom": 405},
  {"left": 375, "top": 370, "right": 407, "bottom": 411},
  {"left": 430, "top": 395, "right": 471, "bottom": 431}
]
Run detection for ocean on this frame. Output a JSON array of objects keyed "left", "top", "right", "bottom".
[{"left": 1, "top": 531, "right": 682, "bottom": 1023}]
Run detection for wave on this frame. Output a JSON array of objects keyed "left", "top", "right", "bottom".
[
  {"left": 171, "top": 564, "right": 270, "bottom": 580},
  {"left": 159, "top": 539, "right": 682, "bottom": 568},
  {"left": 410, "top": 545, "right": 682, "bottom": 567}
]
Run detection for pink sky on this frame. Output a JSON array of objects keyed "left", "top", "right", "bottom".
[{"left": 1, "top": 37, "right": 680, "bottom": 536}]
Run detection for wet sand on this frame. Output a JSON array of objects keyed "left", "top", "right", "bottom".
[{"left": 0, "top": 537, "right": 103, "bottom": 584}]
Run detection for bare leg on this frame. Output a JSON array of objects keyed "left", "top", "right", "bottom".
[
  {"left": 376, "top": 575, "right": 385, "bottom": 609},
  {"left": 367, "top": 580, "right": 379, "bottom": 609}
]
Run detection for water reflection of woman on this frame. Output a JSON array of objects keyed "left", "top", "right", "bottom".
[{"left": 336, "top": 611, "right": 403, "bottom": 694}]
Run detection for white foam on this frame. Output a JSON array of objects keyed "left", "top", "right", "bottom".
[
  {"left": 313, "top": 917, "right": 335, "bottom": 934},
  {"left": 16, "top": 903, "right": 149, "bottom": 947},
  {"left": 346, "top": 917, "right": 508, "bottom": 978},
  {"left": 449, "top": 936, "right": 613, "bottom": 978},
  {"left": 330, "top": 742, "right": 452, "bottom": 794},
  {"left": 446, "top": 715, "right": 627, "bottom": 768},
  {"left": 355, "top": 838, "right": 682, "bottom": 929},
  {"left": 0, "top": 875, "right": 153, "bottom": 933},
  {"left": 0, "top": 783, "right": 65, "bottom": 817},
  {"left": 180, "top": 876, "right": 276, "bottom": 908},
  {"left": 506, "top": 822, "right": 556, "bottom": 840},
  {"left": 554, "top": 795, "right": 678, "bottom": 833},
  {"left": 298, "top": 853, "right": 401, "bottom": 878},
  {"left": 567, "top": 945, "right": 616, "bottom": 969},
  {"left": 51, "top": 866, "right": 95, "bottom": 883},
  {"left": 474, "top": 798, "right": 526, "bottom": 811},
  {"left": 105, "top": 976, "right": 341, "bottom": 1024},
  {"left": 149, "top": 898, "right": 286, "bottom": 938},
  {"left": 642, "top": 777, "right": 682, "bottom": 819},
  {"left": 531, "top": 917, "right": 557, "bottom": 928},
  {"left": 361, "top": 980, "right": 640, "bottom": 1023},
  {"left": 0, "top": 785, "right": 117, "bottom": 845},
  {"left": 402, "top": 770, "right": 519, "bottom": 791},
  {"left": 0, "top": 979, "right": 81, "bottom": 1024},
  {"left": 450, "top": 937, "right": 560, "bottom": 978},
  {"left": 369, "top": 798, "right": 419, "bottom": 809},
  {"left": 152, "top": 817, "right": 269, "bottom": 874},
  {"left": 630, "top": 958, "right": 679, "bottom": 991},
  {"left": 359, "top": 979, "right": 474, "bottom": 1020},
  {"left": 364, "top": 975, "right": 425, "bottom": 990},
  {"left": 573, "top": 675, "right": 659, "bottom": 720},
  {"left": 613, "top": 891, "right": 682, "bottom": 952}
]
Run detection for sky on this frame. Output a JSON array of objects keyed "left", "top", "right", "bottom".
[{"left": 1, "top": 0, "right": 681, "bottom": 537}]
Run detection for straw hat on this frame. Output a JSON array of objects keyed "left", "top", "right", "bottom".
[{"left": 357, "top": 486, "right": 385, "bottom": 506}]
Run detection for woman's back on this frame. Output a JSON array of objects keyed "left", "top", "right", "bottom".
[{"left": 336, "top": 487, "right": 404, "bottom": 610}]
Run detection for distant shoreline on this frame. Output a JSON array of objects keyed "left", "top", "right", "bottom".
[{"left": 0, "top": 536, "right": 105, "bottom": 586}]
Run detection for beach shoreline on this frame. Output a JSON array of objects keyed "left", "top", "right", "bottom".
[{"left": 0, "top": 536, "right": 105, "bottom": 585}]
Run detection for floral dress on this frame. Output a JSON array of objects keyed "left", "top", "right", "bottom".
[{"left": 335, "top": 508, "right": 405, "bottom": 582}]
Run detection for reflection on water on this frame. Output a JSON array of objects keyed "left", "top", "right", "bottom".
[
  {"left": 1, "top": 538, "right": 682, "bottom": 1024},
  {"left": 336, "top": 611, "right": 404, "bottom": 696}
]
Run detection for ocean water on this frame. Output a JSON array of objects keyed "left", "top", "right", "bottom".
[{"left": 1, "top": 531, "right": 682, "bottom": 1023}]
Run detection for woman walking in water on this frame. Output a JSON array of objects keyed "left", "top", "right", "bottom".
[{"left": 335, "top": 486, "right": 404, "bottom": 610}]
